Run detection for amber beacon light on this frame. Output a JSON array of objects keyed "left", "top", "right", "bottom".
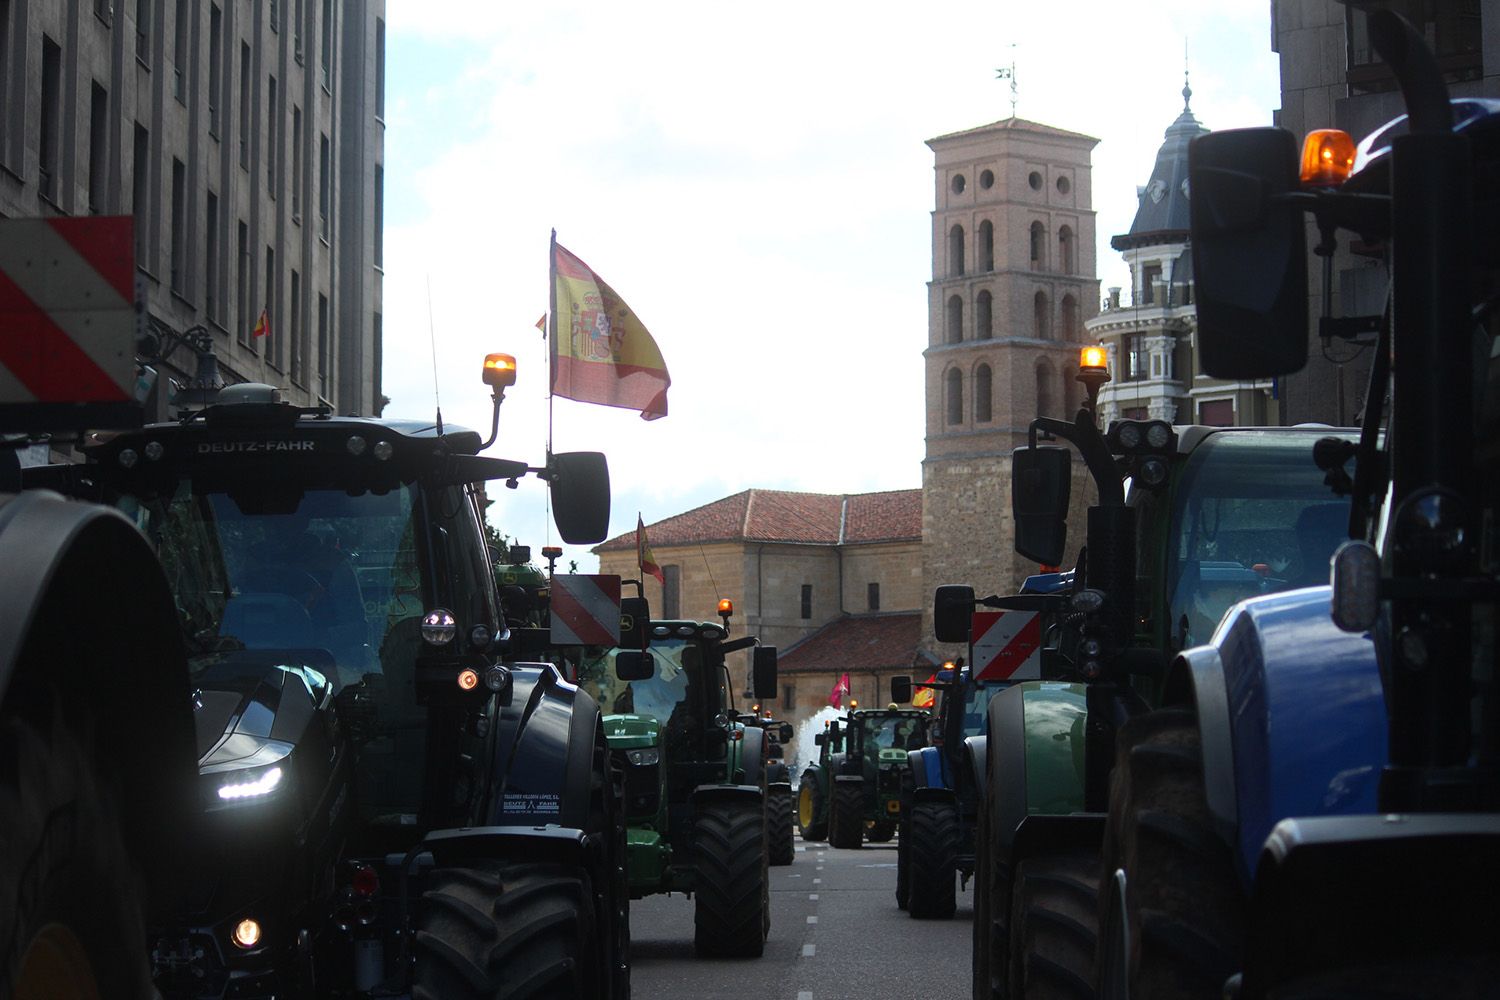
[
  {"left": 482, "top": 353, "right": 518, "bottom": 389},
  {"left": 1079, "top": 345, "right": 1107, "bottom": 372},
  {"left": 1300, "top": 129, "right": 1356, "bottom": 187}
]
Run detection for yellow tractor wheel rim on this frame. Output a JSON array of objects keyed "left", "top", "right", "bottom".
[
  {"left": 798, "top": 783, "right": 815, "bottom": 827},
  {"left": 14, "top": 923, "right": 101, "bottom": 1000}
]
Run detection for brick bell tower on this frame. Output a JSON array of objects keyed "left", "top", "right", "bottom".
[{"left": 920, "top": 117, "right": 1102, "bottom": 651}]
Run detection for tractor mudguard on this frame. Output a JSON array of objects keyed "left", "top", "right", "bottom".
[
  {"left": 833, "top": 774, "right": 863, "bottom": 785},
  {"left": 485, "top": 663, "right": 603, "bottom": 830},
  {"left": 736, "top": 725, "right": 766, "bottom": 787},
  {"left": 423, "top": 825, "right": 592, "bottom": 869},
  {"left": 1241, "top": 814, "right": 1500, "bottom": 996},
  {"left": 690, "top": 783, "right": 763, "bottom": 807},
  {"left": 911, "top": 784, "right": 956, "bottom": 805},
  {"left": 963, "top": 735, "right": 987, "bottom": 799},
  {"left": 909, "top": 746, "right": 945, "bottom": 790},
  {"left": 985, "top": 682, "right": 1088, "bottom": 863},
  {"left": 0, "top": 491, "right": 199, "bottom": 917},
  {"left": 1163, "top": 587, "right": 1387, "bottom": 885}
]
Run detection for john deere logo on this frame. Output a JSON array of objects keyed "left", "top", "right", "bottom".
[{"left": 620, "top": 613, "right": 635, "bottom": 633}]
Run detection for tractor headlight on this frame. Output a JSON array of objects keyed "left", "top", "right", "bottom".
[
  {"left": 627, "top": 748, "right": 660, "bottom": 767},
  {"left": 216, "top": 766, "right": 285, "bottom": 801}
]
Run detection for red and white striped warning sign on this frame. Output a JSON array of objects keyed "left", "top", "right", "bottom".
[
  {"left": 970, "top": 609, "right": 1042, "bottom": 681},
  {"left": 550, "top": 574, "right": 623, "bottom": 646},
  {"left": 0, "top": 217, "right": 137, "bottom": 406}
]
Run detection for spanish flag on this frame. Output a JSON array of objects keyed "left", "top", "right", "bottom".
[
  {"left": 912, "top": 673, "right": 938, "bottom": 709},
  {"left": 252, "top": 308, "right": 270, "bottom": 339},
  {"left": 636, "top": 514, "right": 665, "bottom": 585},
  {"left": 549, "top": 234, "right": 670, "bottom": 420}
]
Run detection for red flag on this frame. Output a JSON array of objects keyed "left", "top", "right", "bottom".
[
  {"left": 829, "top": 672, "right": 850, "bottom": 709},
  {"left": 912, "top": 673, "right": 938, "bottom": 708},
  {"left": 252, "top": 308, "right": 270, "bottom": 339},
  {"left": 636, "top": 514, "right": 665, "bottom": 586},
  {"left": 535, "top": 313, "right": 547, "bottom": 338}
]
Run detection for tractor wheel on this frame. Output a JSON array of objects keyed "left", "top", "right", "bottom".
[
  {"left": 0, "top": 709, "right": 154, "bottom": 1000},
  {"left": 829, "top": 781, "right": 864, "bottom": 849},
  {"left": 907, "top": 798, "right": 958, "bottom": 919},
  {"left": 1008, "top": 852, "right": 1100, "bottom": 999},
  {"left": 896, "top": 815, "right": 911, "bottom": 910},
  {"left": 797, "top": 773, "right": 828, "bottom": 842},
  {"left": 413, "top": 862, "right": 598, "bottom": 999},
  {"left": 693, "top": 796, "right": 767, "bottom": 958},
  {"left": 972, "top": 784, "right": 1004, "bottom": 999},
  {"left": 767, "top": 786, "right": 796, "bottom": 866},
  {"left": 867, "top": 819, "right": 897, "bottom": 843},
  {"left": 1098, "top": 708, "right": 1242, "bottom": 1000}
]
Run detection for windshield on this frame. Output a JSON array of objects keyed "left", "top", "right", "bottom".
[
  {"left": 579, "top": 638, "right": 703, "bottom": 732},
  {"left": 120, "top": 481, "right": 424, "bottom": 690},
  {"left": 961, "top": 682, "right": 1005, "bottom": 738},
  {"left": 856, "top": 715, "right": 924, "bottom": 753},
  {"left": 1166, "top": 432, "right": 1351, "bottom": 647}
]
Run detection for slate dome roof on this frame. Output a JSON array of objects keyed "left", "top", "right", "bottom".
[{"left": 1111, "top": 75, "right": 1209, "bottom": 251}]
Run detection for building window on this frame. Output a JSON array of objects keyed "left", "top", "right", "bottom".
[
  {"left": 373, "top": 164, "right": 384, "bottom": 267},
  {"left": 1036, "top": 362, "right": 1054, "bottom": 418},
  {"left": 946, "top": 294, "right": 963, "bottom": 344},
  {"left": 979, "top": 220, "right": 994, "bottom": 272},
  {"left": 317, "top": 292, "right": 329, "bottom": 397},
  {"left": 1125, "top": 335, "right": 1147, "bottom": 381},
  {"left": 946, "top": 368, "right": 963, "bottom": 426},
  {"left": 293, "top": 0, "right": 303, "bottom": 59},
  {"left": 267, "top": 75, "right": 278, "bottom": 195},
  {"left": 975, "top": 364, "right": 992, "bottom": 422},
  {"left": 269, "top": 0, "right": 278, "bottom": 31},
  {"left": 976, "top": 289, "right": 993, "bottom": 341},
  {"left": 949, "top": 224, "right": 965, "bottom": 277},
  {"left": 172, "top": 0, "right": 186, "bottom": 103},
  {"left": 1061, "top": 294, "right": 1078, "bottom": 340},
  {"left": 373, "top": 312, "right": 383, "bottom": 412},
  {"left": 1034, "top": 290, "right": 1049, "bottom": 340},
  {"left": 265, "top": 246, "right": 277, "bottom": 366},
  {"left": 1122, "top": 406, "right": 1149, "bottom": 421},
  {"left": 88, "top": 83, "right": 109, "bottom": 214},
  {"left": 39, "top": 36, "right": 61, "bottom": 202},
  {"left": 0, "top": 1, "right": 12, "bottom": 163},
  {"left": 320, "top": 0, "right": 332, "bottom": 91},
  {"left": 135, "top": 0, "right": 150, "bottom": 63},
  {"left": 375, "top": 18, "right": 386, "bottom": 119},
  {"left": 238, "top": 43, "right": 250, "bottom": 168},
  {"left": 169, "top": 158, "right": 185, "bottom": 294},
  {"left": 291, "top": 106, "right": 302, "bottom": 218},
  {"left": 1029, "top": 221, "right": 1045, "bottom": 270},
  {"left": 1347, "top": 1, "right": 1481, "bottom": 95},
  {"left": 782, "top": 684, "right": 795, "bottom": 710},
  {"left": 205, "top": 190, "right": 219, "bottom": 318},
  {"left": 318, "top": 133, "right": 330, "bottom": 239},
  {"left": 208, "top": 6, "right": 221, "bottom": 136},
  {"left": 867, "top": 582, "right": 880, "bottom": 612},
  {"left": 800, "top": 584, "right": 813, "bottom": 620},
  {"left": 662, "top": 565, "right": 681, "bottom": 619},
  {"left": 1140, "top": 263, "right": 1162, "bottom": 305},
  {"left": 236, "top": 220, "right": 249, "bottom": 346},
  {"left": 1059, "top": 225, "right": 1075, "bottom": 275},
  {"left": 290, "top": 269, "right": 302, "bottom": 384},
  {"left": 1199, "top": 399, "right": 1234, "bottom": 426},
  {"left": 132, "top": 124, "right": 150, "bottom": 264}
]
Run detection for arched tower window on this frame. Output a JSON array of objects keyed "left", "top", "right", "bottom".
[
  {"left": 974, "top": 364, "right": 993, "bottom": 422},
  {"left": 949, "top": 224, "right": 965, "bottom": 277},
  {"left": 976, "top": 290, "right": 993, "bottom": 341},
  {"left": 1029, "top": 221, "right": 1045, "bottom": 270},
  {"left": 1034, "top": 290, "right": 1050, "bottom": 340},
  {"left": 946, "top": 368, "right": 964, "bottom": 426},
  {"left": 1061, "top": 294, "right": 1078, "bottom": 340},
  {"left": 1059, "top": 225, "right": 1075, "bottom": 275},
  {"left": 979, "top": 220, "right": 995, "bottom": 272},
  {"left": 946, "top": 294, "right": 964, "bottom": 344},
  {"left": 1036, "top": 360, "right": 1055, "bottom": 418}
]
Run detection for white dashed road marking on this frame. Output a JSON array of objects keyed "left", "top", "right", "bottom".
[
  {"left": 807, "top": 915, "right": 818, "bottom": 924},
  {"left": 802, "top": 944, "right": 816, "bottom": 957},
  {"left": 809, "top": 893, "right": 819, "bottom": 901}
]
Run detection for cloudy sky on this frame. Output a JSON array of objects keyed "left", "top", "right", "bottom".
[{"left": 379, "top": 1, "right": 1281, "bottom": 571}]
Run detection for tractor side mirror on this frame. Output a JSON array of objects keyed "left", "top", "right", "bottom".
[
  {"left": 779, "top": 722, "right": 794, "bottom": 744},
  {"left": 933, "top": 585, "right": 976, "bottom": 644},
  {"left": 890, "top": 675, "right": 913, "bottom": 704},
  {"left": 1012, "top": 446, "right": 1072, "bottom": 568},
  {"left": 615, "top": 650, "right": 655, "bottom": 681},
  {"left": 814, "top": 732, "right": 826, "bottom": 747},
  {"left": 620, "top": 596, "right": 650, "bottom": 650},
  {"left": 753, "top": 646, "right": 778, "bottom": 700},
  {"left": 549, "top": 451, "right": 612, "bottom": 544},
  {"left": 1189, "top": 127, "right": 1309, "bottom": 378}
]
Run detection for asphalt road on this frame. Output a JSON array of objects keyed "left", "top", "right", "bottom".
[{"left": 631, "top": 839, "right": 973, "bottom": 999}]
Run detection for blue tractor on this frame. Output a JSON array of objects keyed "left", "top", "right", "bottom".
[{"left": 1096, "top": 9, "right": 1500, "bottom": 997}]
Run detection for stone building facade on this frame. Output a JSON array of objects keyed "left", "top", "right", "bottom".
[
  {"left": 0, "top": 0, "right": 386, "bottom": 420},
  {"left": 1272, "top": 0, "right": 1495, "bottom": 425}
]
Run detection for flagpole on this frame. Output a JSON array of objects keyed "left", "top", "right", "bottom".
[{"left": 547, "top": 228, "right": 558, "bottom": 458}]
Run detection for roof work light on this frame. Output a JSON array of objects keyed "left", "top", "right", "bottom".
[{"left": 1300, "top": 129, "right": 1356, "bottom": 187}]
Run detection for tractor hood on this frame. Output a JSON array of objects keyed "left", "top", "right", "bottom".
[
  {"left": 604, "top": 713, "right": 662, "bottom": 750},
  {"left": 878, "top": 748, "right": 908, "bottom": 766},
  {"left": 193, "top": 652, "right": 333, "bottom": 769}
]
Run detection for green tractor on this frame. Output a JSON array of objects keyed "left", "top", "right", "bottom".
[
  {"left": 798, "top": 704, "right": 929, "bottom": 849},
  {"left": 574, "top": 602, "right": 779, "bottom": 957}
]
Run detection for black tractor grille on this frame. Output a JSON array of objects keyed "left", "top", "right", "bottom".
[{"left": 611, "top": 749, "right": 661, "bottom": 820}]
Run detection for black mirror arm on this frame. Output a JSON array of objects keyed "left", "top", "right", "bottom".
[
  {"left": 1028, "top": 413, "right": 1124, "bottom": 507},
  {"left": 720, "top": 636, "right": 758, "bottom": 655}
]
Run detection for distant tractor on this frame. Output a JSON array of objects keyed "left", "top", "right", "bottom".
[{"left": 798, "top": 705, "right": 928, "bottom": 849}]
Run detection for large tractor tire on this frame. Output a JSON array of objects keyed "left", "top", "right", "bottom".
[
  {"left": 829, "top": 780, "right": 865, "bottom": 849},
  {"left": 0, "top": 710, "right": 154, "bottom": 1000},
  {"left": 767, "top": 786, "right": 796, "bottom": 866},
  {"left": 972, "top": 785, "right": 1004, "bottom": 999},
  {"left": 1008, "top": 852, "right": 1100, "bottom": 999},
  {"left": 896, "top": 816, "right": 911, "bottom": 909},
  {"left": 1098, "top": 708, "right": 1242, "bottom": 1000},
  {"left": 693, "top": 796, "right": 768, "bottom": 958},
  {"left": 797, "top": 772, "right": 828, "bottom": 842},
  {"left": 867, "top": 819, "right": 896, "bottom": 843},
  {"left": 413, "top": 862, "right": 599, "bottom": 999},
  {"left": 907, "top": 798, "right": 958, "bottom": 919}
]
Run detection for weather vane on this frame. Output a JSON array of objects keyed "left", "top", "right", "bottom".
[{"left": 995, "top": 43, "right": 1018, "bottom": 117}]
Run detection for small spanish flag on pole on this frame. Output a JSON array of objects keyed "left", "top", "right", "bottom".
[
  {"left": 637, "top": 514, "right": 665, "bottom": 585},
  {"left": 252, "top": 308, "right": 270, "bottom": 339},
  {"left": 535, "top": 314, "right": 547, "bottom": 339}
]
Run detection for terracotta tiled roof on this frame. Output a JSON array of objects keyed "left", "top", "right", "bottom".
[
  {"left": 594, "top": 488, "right": 921, "bottom": 553},
  {"left": 928, "top": 117, "right": 1100, "bottom": 146},
  {"left": 777, "top": 613, "right": 933, "bottom": 674}
]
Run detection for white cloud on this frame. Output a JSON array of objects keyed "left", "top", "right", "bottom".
[{"left": 381, "top": 0, "right": 1281, "bottom": 569}]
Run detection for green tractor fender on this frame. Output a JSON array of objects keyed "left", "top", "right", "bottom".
[{"left": 728, "top": 723, "right": 766, "bottom": 788}]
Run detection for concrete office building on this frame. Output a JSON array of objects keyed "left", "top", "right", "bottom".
[{"left": 0, "top": 0, "right": 386, "bottom": 417}]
